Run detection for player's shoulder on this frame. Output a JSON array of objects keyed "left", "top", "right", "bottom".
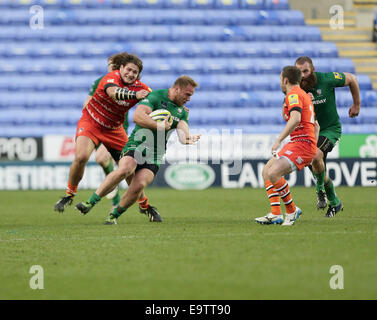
[
  {"left": 286, "top": 87, "right": 309, "bottom": 105},
  {"left": 100, "top": 70, "right": 121, "bottom": 84},
  {"left": 131, "top": 79, "right": 151, "bottom": 91},
  {"left": 139, "top": 89, "right": 164, "bottom": 106},
  {"left": 135, "top": 80, "right": 152, "bottom": 92},
  {"left": 315, "top": 71, "right": 343, "bottom": 81}
]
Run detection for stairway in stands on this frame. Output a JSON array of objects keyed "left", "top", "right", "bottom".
[{"left": 306, "top": 1, "right": 377, "bottom": 89}]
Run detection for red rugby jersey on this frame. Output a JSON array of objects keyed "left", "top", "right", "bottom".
[
  {"left": 283, "top": 86, "right": 316, "bottom": 145},
  {"left": 86, "top": 70, "right": 151, "bottom": 130}
]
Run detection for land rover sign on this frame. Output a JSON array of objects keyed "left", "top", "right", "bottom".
[{"left": 164, "top": 164, "right": 215, "bottom": 190}]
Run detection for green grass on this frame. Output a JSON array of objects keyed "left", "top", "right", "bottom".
[{"left": 0, "top": 187, "right": 376, "bottom": 300}]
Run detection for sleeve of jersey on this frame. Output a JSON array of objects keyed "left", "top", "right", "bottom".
[
  {"left": 181, "top": 110, "right": 189, "bottom": 124},
  {"left": 325, "top": 72, "right": 346, "bottom": 88},
  {"left": 286, "top": 93, "right": 302, "bottom": 114},
  {"left": 100, "top": 72, "right": 123, "bottom": 92},
  {"left": 142, "top": 83, "right": 152, "bottom": 92},
  {"left": 138, "top": 92, "right": 157, "bottom": 109}
]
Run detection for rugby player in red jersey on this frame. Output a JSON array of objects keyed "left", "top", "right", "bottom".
[
  {"left": 54, "top": 53, "right": 162, "bottom": 222},
  {"left": 255, "top": 66, "right": 319, "bottom": 226}
]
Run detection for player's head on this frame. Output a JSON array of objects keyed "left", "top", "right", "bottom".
[
  {"left": 295, "top": 56, "right": 317, "bottom": 92},
  {"left": 111, "top": 53, "right": 143, "bottom": 84},
  {"left": 170, "top": 75, "right": 198, "bottom": 106},
  {"left": 107, "top": 52, "right": 129, "bottom": 72},
  {"left": 280, "top": 66, "right": 302, "bottom": 94}
]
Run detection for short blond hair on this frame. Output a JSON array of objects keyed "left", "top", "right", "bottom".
[{"left": 173, "top": 75, "right": 198, "bottom": 88}]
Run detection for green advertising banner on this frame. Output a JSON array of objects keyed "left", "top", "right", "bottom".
[{"left": 339, "top": 134, "right": 377, "bottom": 158}]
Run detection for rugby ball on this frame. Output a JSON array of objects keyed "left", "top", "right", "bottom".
[{"left": 149, "top": 109, "right": 173, "bottom": 124}]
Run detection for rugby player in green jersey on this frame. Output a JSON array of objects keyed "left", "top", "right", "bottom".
[
  {"left": 76, "top": 75, "right": 201, "bottom": 224},
  {"left": 295, "top": 56, "right": 361, "bottom": 217}
]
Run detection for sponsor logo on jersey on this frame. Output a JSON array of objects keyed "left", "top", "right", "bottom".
[
  {"left": 296, "top": 156, "right": 303, "bottom": 164},
  {"left": 288, "top": 94, "right": 299, "bottom": 106},
  {"left": 333, "top": 72, "right": 342, "bottom": 80},
  {"left": 161, "top": 101, "right": 168, "bottom": 109},
  {"left": 177, "top": 108, "right": 182, "bottom": 113},
  {"left": 116, "top": 100, "right": 130, "bottom": 106},
  {"left": 107, "top": 79, "right": 115, "bottom": 83},
  {"left": 285, "top": 150, "right": 293, "bottom": 155},
  {"left": 141, "top": 99, "right": 149, "bottom": 104},
  {"left": 313, "top": 98, "right": 327, "bottom": 105},
  {"left": 78, "top": 127, "right": 84, "bottom": 133},
  {"left": 316, "top": 89, "right": 322, "bottom": 95}
]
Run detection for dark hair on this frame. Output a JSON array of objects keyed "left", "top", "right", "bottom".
[
  {"left": 173, "top": 75, "right": 198, "bottom": 88},
  {"left": 108, "top": 52, "right": 143, "bottom": 78},
  {"left": 281, "top": 66, "right": 302, "bottom": 85},
  {"left": 295, "top": 56, "right": 314, "bottom": 68}
]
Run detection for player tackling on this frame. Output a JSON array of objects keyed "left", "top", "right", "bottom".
[
  {"left": 54, "top": 53, "right": 162, "bottom": 222},
  {"left": 255, "top": 66, "right": 319, "bottom": 226}
]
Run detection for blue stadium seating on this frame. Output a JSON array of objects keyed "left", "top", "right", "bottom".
[
  {"left": 0, "top": 25, "right": 321, "bottom": 42},
  {"left": 0, "top": 0, "right": 289, "bottom": 9},
  {"left": 0, "top": 58, "right": 355, "bottom": 75},
  {"left": 1, "top": 1, "right": 376, "bottom": 136},
  {"left": 0, "top": 41, "right": 338, "bottom": 59}
]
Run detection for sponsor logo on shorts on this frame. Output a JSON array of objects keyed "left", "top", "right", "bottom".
[
  {"left": 333, "top": 72, "right": 342, "bottom": 80},
  {"left": 296, "top": 156, "right": 303, "bottom": 164},
  {"left": 78, "top": 127, "right": 84, "bottom": 133}
]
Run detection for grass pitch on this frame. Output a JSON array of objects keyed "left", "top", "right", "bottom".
[{"left": 0, "top": 187, "right": 376, "bottom": 300}]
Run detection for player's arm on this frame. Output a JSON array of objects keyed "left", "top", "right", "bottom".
[
  {"left": 176, "top": 120, "right": 201, "bottom": 145},
  {"left": 271, "top": 110, "right": 301, "bottom": 154},
  {"left": 105, "top": 85, "right": 149, "bottom": 101},
  {"left": 133, "top": 104, "right": 172, "bottom": 131},
  {"left": 343, "top": 72, "right": 361, "bottom": 118}
]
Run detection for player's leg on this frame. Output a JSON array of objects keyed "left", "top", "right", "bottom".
[
  {"left": 310, "top": 144, "right": 327, "bottom": 209},
  {"left": 255, "top": 158, "right": 284, "bottom": 224},
  {"left": 75, "top": 155, "right": 137, "bottom": 214},
  {"left": 54, "top": 135, "right": 96, "bottom": 212},
  {"left": 312, "top": 135, "right": 343, "bottom": 216},
  {"left": 95, "top": 144, "right": 121, "bottom": 206},
  {"left": 106, "top": 168, "right": 158, "bottom": 224},
  {"left": 255, "top": 156, "right": 299, "bottom": 225}
]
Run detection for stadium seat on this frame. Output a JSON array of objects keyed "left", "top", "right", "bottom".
[
  {"left": 215, "top": 0, "right": 239, "bottom": 9},
  {"left": 264, "top": 0, "right": 290, "bottom": 10},
  {"left": 189, "top": 0, "right": 215, "bottom": 9},
  {"left": 239, "top": 0, "right": 264, "bottom": 10}
]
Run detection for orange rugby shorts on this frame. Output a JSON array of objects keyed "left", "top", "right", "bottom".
[
  {"left": 278, "top": 141, "right": 316, "bottom": 171},
  {"left": 75, "top": 110, "right": 128, "bottom": 151}
]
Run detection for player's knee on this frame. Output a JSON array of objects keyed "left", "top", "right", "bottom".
[
  {"left": 74, "top": 153, "right": 90, "bottom": 166},
  {"left": 117, "top": 160, "right": 137, "bottom": 179},
  {"left": 312, "top": 154, "right": 324, "bottom": 168},
  {"left": 266, "top": 167, "right": 279, "bottom": 183}
]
